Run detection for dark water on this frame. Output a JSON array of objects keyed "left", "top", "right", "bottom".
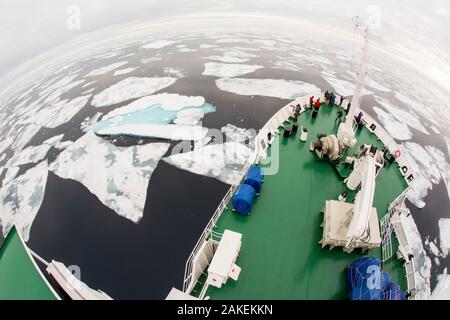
[{"left": 1, "top": 35, "right": 448, "bottom": 298}]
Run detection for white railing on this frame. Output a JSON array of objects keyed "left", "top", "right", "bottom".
[{"left": 182, "top": 94, "right": 316, "bottom": 293}]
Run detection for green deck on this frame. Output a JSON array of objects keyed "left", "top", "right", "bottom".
[
  {"left": 0, "top": 227, "right": 57, "bottom": 300},
  {"left": 198, "top": 103, "right": 408, "bottom": 300}
]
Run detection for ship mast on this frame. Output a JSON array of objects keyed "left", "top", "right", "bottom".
[{"left": 337, "top": 21, "right": 369, "bottom": 148}]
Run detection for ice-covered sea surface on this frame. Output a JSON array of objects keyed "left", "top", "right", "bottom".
[{"left": 0, "top": 28, "right": 449, "bottom": 299}]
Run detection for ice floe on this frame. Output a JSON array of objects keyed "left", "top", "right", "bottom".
[
  {"left": 6, "top": 144, "right": 51, "bottom": 167},
  {"left": 89, "top": 93, "right": 215, "bottom": 139},
  {"left": 3, "top": 166, "right": 19, "bottom": 185},
  {"left": 199, "top": 44, "right": 218, "bottom": 49},
  {"left": 400, "top": 211, "right": 432, "bottom": 299},
  {"left": 163, "top": 67, "right": 185, "bottom": 78},
  {"left": 27, "top": 95, "right": 91, "bottom": 129},
  {"left": 113, "top": 67, "right": 138, "bottom": 77},
  {"left": 402, "top": 142, "right": 450, "bottom": 208},
  {"left": 141, "top": 40, "right": 176, "bottom": 49},
  {"left": 430, "top": 269, "right": 450, "bottom": 300},
  {"left": 215, "top": 78, "right": 321, "bottom": 100},
  {"left": 0, "top": 137, "right": 12, "bottom": 155},
  {"left": 321, "top": 74, "right": 372, "bottom": 97},
  {"left": 10, "top": 124, "right": 41, "bottom": 152},
  {"left": 43, "top": 134, "right": 65, "bottom": 148},
  {"left": 163, "top": 142, "right": 253, "bottom": 185},
  {"left": 85, "top": 61, "right": 128, "bottom": 77},
  {"left": 104, "top": 93, "right": 207, "bottom": 115},
  {"left": 395, "top": 92, "right": 439, "bottom": 126},
  {"left": 173, "top": 108, "right": 205, "bottom": 126},
  {"left": 141, "top": 57, "right": 162, "bottom": 64},
  {"left": 203, "top": 62, "right": 262, "bottom": 78},
  {"left": 372, "top": 107, "right": 412, "bottom": 140},
  {"left": 439, "top": 218, "right": 450, "bottom": 258},
  {"left": 376, "top": 97, "right": 429, "bottom": 135},
  {"left": 91, "top": 77, "right": 177, "bottom": 107},
  {"left": 425, "top": 238, "right": 442, "bottom": 265},
  {"left": 221, "top": 124, "right": 256, "bottom": 148},
  {"left": 49, "top": 132, "right": 170, "bottom": 222},
  {"left": 0, "top": 161, "right": 48, "bottom": 241},
  {"left": 178, "top": 48, "right": 197, "bottom": 53},
  {"left": 367, "top": 79, "right": 391, "bottom": 92},
  {"left": 97, "top": 124, "right": 209, "bottom": 141},
  {"left": 273, "top": 60, "right": 302, "bottom": 72},
  {"left": 57, "top": 141, "right": 73, "bottom": 150}
]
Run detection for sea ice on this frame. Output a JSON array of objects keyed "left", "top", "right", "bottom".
[
  {"left": 163, "top": 142, "right": 253, "bottom": 185},
  {"left": 104, "top": 93, "right": 206, "bottom": 116},
  {"left": 49, "top": 132, "right": 170, "bottom": 222},
  {"left": 0, "top": 161, "right": 48, "bottom": 241},
  {"left": 199, "top": 44, "right": 218, "bottom": 49},
  {"left": 430, "top": 269, "right": 450, "bottom": 299},
  {"left": 402, "top": 142, "right": 449, "bottom": 208},
  {"left": 205, "top": 55, "right": 249, "bottom": 63},
  {"left": 163, "top": 67, "right": 185, "bottom": 78},
  {"left": 273, "top": 60, "right": 302, "bottom": 72},
  {"left": 85, "top": 61, "right": 128, "bottom": 77},
  {"left": 113, "top": 67, "right": 138, "bottom": 77},
  {"left": 3, "top": 166, "right": 20, "bottom": 185},
  {"left": 439, "top": 219, "right": 450, "bottom": 258},
  {"left": 91, "top": 77, "right": 177, "bottom": 107},
  {"left": 97, "top": 124, "right": 209, "bottom": 141},
  {"left": 203, "top": 62, "right": 262, "bottom": 78},
  {"left": 372, "top": 107, "right": 412, "bottom": 140},
  {"left": 215, "top": 78, "right": 321, "bottom": 100},
  {"left": 221, "top": 124, "right": 256, "bottom": 148},
  {"left": 141, "top": 40, "right": 176, "bottom": 49},
  {"left": 43, "top": 134, "right": 64, "bottom": 147},
  {"left": 27, "top": 95, "right": 91, "bottom": 129},
  {"left": 376, "top": 97, "right": 429, "bottom": 135},
  {"left": 89, "top": 93, "right": 215, "bottom": 140},
  {"left": 395, "top": 92, "right": 439, "bottom": 126},
  {"left": 321, "top": 74, "right": 372, "bottom": 97},
  {"left": 10, "top": 124, "right": 41, "bottom": 152},
  {"left": 6, "top": 144, "right": 51, "bottom": 167}
]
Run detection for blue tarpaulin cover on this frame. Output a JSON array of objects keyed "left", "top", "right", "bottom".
[
  {"left": 244, "top": 165, "right": 264, "bottom": 193},
  {"left": 347, "top": 257, "right": 406, "bottom": 300},
  {"left": 232, "top": 184, "right": 256, "bottom": 215}
]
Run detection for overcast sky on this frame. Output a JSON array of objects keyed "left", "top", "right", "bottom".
[{"left": 1, "top": 0, "right": 449, "bottom": 92}]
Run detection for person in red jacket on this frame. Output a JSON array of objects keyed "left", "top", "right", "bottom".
[
  {"left": 309, "top": 96, "right": 314, "bottom": 108},
  {"left": 312, "top": 98, "right": 321, "bottom": 118}
]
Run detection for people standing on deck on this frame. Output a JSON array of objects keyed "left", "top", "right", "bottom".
[
  {"left": 324, "top": 90, "right": 330, "bottom": 104},
  {"left": 335, "top": 109, "right": 344, "bottom": 125},
  {"left": 355, "top": 111, "right": 364, "bottom": 128},
  {"left": 312, "top": 98, "right": 321, "bottom": 118},
  {"left": 346, "top": 102, "right": 351, "bottom": 115},
  {"left": 309, "top": 96, "right": 314, "bottom": 108},
  {"left": 329, "top": 92, "right": 336, "bottom": 105},
  {"left": 339, "top": 95, "right": 345, "bottom": 106}
]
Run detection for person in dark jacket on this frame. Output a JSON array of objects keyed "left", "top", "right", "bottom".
[
  {"left": 339, "top": 95, "right": 345, "bottom": 106},
  {"left": 309, "top": 96, "right": 314, "bottom": 108},
  {"left": 329, "top": 92, "right": 336, "bottom": 105}
]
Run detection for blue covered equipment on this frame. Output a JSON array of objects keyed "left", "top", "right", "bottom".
[
  {"left": 347, "top": 257, "right": 406, "bottom": 300},
  {"left": 232, "top": 184, "right": 256, "bottom": 215},
  {"left": 244, "top": 165, "right": 264, "bottom": 193}
]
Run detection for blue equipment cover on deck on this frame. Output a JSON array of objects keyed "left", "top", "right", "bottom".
[
  {"left": 347, "top": 257, "right": 405, "bottom": 300},
  {"left": 232, "top": 184, "right": 256, "bottom": 215},
  {"left": 244, "top": 165, "right": 264, "bottom": 193}
]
